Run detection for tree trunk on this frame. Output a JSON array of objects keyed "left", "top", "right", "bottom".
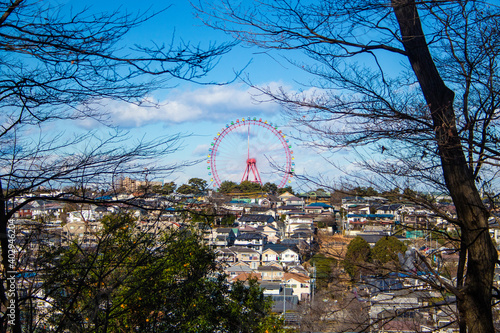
[{"left": 392, "top": 1, "right": 497, "bottom": 332}]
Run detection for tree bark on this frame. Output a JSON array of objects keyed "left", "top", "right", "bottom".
[{"left": 392, "top": 1, "right": 497, "bottom": 332}]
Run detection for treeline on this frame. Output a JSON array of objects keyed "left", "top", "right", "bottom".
[
  {"left": 146, "top": 178, "right": 294, "bottom": 195},
  {"left": 217, "top": 181, "right": 293, "bottom": 195}
]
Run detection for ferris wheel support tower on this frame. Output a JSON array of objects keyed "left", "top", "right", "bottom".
[{"left": 242, "top": 158, "right": 262, "bottom": 184}]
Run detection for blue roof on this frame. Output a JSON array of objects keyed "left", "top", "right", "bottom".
[
  {"left": 95, "top": 195, "right": 112, "bottom": 200},
  {"left": 306, "top": 202, "right": 332, "bottom": 208}
]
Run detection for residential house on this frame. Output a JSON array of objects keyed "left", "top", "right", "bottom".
[
  {"left": 14, "top": 204, "right": 33, "bottom": 218},
  {"left": 345, "top": 214, "right": 394, "bottom": 234},
  {"left": 298, "top": 191, "right": 332, "bottom": 205},
  {"left": 304, "top": 202, "right": 333, "bottom": 214},
  {"left": 282, "top": 196, "right": 305, "bottom": 207},
  {"left": 224, "top": 262, "right": 254, "bottom": 279},
  {"left": 62, "top": 221, "right": 102, "bottom": 245},
  {"left": 280, "top": 239, "right": 310, "bottom": 256},
  {"left": 67, "top": 207, "right": 98, "bottom": 223},
  {"left": 221, "top": 200, "right": 247, "bottom": 214},
  {"left": 283, "top": 272, "right": 311, "bottom": 301},
  {"left": 29, "top": 201, "right": 64, "bottom": 220},
  {"left": 276, "top": 205, "right": 302, "bottom": 216},
  {"left": 257, "top": 265, "right": 284, "bottom": 282},
  {"left": 262, "top": 244, "right": 299, "bottom": 265},
  {"left": 288, "top": 265, "right": 309, "bottom": 276},
  {"left": 290, "top": 229, "right": 314, "bottom": 245},
  {"left": 375, "top": 203, "right": 404, "bottom": 217},
  {"left": 233, "top": 232, "right": 268, "bottom": 253},
  {"left": 215, "top": 248, "right": 237, "bottom": 266},
  {"left": 285, "top": 215, "right": 315, "bottom": 235},
  {"left": 255, "top": 224, "right": 281, "bottom": 243},
  {"left": 278, "top": 191, "right": 296, "bottom": 202},
  {"left": 404, "top": 213, "right": 438, "bottom": 229},
  {"left": 262, "top": 243, "right": 301, "bottom": 266},
  {"left": 209, "top": 227, "right": 238, "bottom": 248},
  {"left": 230, "top": 272, "right": 262, "bottom": 283},
  {"left": 357, "top": 233, "right": 393, "bottom": 247},
  {"left": 369, "top": 290, "right": 439, "bottom": 332},
  {"left": 262, "top": 244, "right": 285, "bottom": 263},
  {"left": 256, "top": 197, "right": 272, "bottom": 208},
  {"left": 261, "top": 282, "right": 282, "bottom": 297},
  {"left": 279, "top": 248, "right": 301, "bottom": 267},
  {"left": 237, "top": 214, "right": 275, "bottom": 226},
  {"left": 238, "top": 225, "right": 257, "bottom": 233},
  {"left": 228, "top": 246, "right": 261, "bottom": 269},
  {"left": 247, "top": 206, "right": 277, "bottom": 218},
  {"left": 343, "top": 203, "right": 371, "bottom": 215}
]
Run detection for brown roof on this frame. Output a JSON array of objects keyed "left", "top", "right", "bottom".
[
  {"left": 230, "top": 272, "right": 262, "bottom": 282},
  {"left": 284, "top": 272, "right": 310, "bottom": 283}
]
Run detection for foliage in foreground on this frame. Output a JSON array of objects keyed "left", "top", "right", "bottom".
[{"left": 34, "top": 213, "right": 285, "bottom": 333}]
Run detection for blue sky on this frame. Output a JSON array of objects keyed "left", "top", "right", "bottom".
[{"left": 57, "top": 0, "right": 354, "bottom": 191}]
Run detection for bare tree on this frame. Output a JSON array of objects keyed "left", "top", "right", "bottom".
[
  {"left": 197, "top": 0, "right": 500, "bottom": 332},
  {"left": 0, "top": 0, "right": 234, "bottom": 331}
]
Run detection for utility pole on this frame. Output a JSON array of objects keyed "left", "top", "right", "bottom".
[{"left": 282, "top": 280, "right": 286, "bottom": 325}]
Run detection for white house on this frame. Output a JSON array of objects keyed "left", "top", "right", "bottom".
[
  {"left": 280, "top": 248, "right": 301, "bottom": 266},
  {"left": 283, "top": 272, "right": 311, "bottom": 301},
  {"left": 285, "top": 215, "right": 315, "bottom": 236},
  {"left": 224, "top": 262, "right": 254, "bottom": 279},
  {"left": 67, "top": 208, "right": 98, "bottom": 223},
  {"left": 228, "top": 246, "right": 261, "bottom": 269}
]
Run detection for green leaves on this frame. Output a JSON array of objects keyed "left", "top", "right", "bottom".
[
  {"left": 343, "top": 236, "right": 371, "bottom": 279},
  {"left": 371, "top": 236, "right": 407, "bottom": 264},
  {"left": 39, "top": 213, "right": 283, "bottom": 332},
  {"left": 343, "top": 235, "right": 407, "bottom": 279}
]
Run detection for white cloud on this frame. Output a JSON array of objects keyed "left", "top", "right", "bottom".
[
  {"left": 97, "top": 84, "right": 283, "bottom": 128},
  {"left": 192, "top": 144, "right": 210, "bottom": 157}
]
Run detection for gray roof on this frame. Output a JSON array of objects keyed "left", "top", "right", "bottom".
[
  {"left": 263, "top": 243, "right": 298, "bottom": 254},
  {"left": 237, "top": 232, "right": 266, "bottom": 240},
  {"left": 260, "top": 282, "right": 281, "bottom": 290},
  {"left": 228, "top": 246, "right": 260, "bottom": 254},
  {"left": 256, "top": 225, "right": 278, "bottom": 232},
  {"left": 238, "top": 214, "right": 275, "bottom": 223},
  {"left": 257, "top": 265, "right": 283, "bottom": 272},
  {"left": 215, "top": 248, "right": 235, "bottom": 255},
  {"left": 226, "top": 264, "right": 253, "bottom": 273},
  {"left": 358, "top": 233, "right": 391, "bottom": 244}
]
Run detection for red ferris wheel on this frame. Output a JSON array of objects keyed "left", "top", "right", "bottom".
[{"left": 208, "top": 118, "right": 294, "bottom": 188}]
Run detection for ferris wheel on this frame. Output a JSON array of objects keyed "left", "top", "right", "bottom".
[{"left": 208, "top": 117, "right": 294, "bottom": 188}]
